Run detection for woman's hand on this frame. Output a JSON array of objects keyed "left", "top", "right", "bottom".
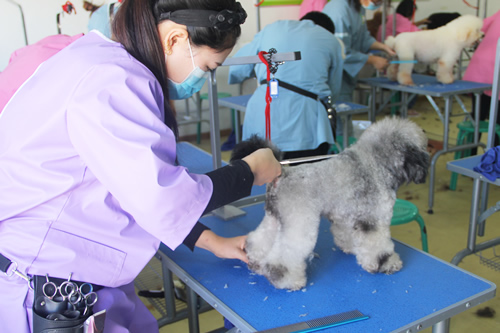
[
  {"left": 242, "top": 148, "right": 282, "bottom": 186},
  {"left": 368, "top": 54, "right": 390, "bottom": 71},
  {"left": 370, "top": 41, "right": 396, "bottom": 57},
  {"left": 195, "top": 230, "right": 248, "bottom": 263}
]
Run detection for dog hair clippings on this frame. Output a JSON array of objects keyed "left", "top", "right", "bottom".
[{"left": 158, "top": 2, "right": 247, "bottom": 30}]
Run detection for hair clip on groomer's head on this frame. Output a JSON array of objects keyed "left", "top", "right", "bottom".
[{"left": 158, "top": 2, "right": 247, "bottom": 30}]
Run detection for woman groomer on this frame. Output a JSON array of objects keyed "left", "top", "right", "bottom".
[
  {"left": 0, "top": 1, "right": 281, "bottom": 332},
  {"left": 323, "top": 0, "right": 396, "bottom": 102}
]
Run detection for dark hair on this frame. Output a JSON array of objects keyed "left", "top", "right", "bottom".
[
  {"left": 350, "top": 0, "right": 361, "bottom": 13},
  {"left": 300, "top": 11, "right": 335, "bottom": 34},
  {"left": 396, "top": 0, "right": 417, "bottom": 19},
  {"left": 112, "top": 0, "right": 243, "bottom": 138}
]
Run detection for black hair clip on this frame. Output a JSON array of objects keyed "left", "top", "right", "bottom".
[
  {"left": 209, "top": 3, "right": 247, "bottom": 31},
  {"left": 158, "top": 2, "right": 247, "bottom": 31}
]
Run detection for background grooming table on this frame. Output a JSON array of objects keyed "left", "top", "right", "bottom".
[
  {"left": 359, "top": 74, "right": 492, "bottom": 214},
  {"left": 447, "top": 156, "right": 500, "bottom": 266},
  {"left": 446, "top": 38, "right": 500, "bottom": 277},
  {"left": 218, "top": 94, "right": 369, "bottom": 150},
  {"left": 157, "top": 142, "right": 496, "bottom": 333}
]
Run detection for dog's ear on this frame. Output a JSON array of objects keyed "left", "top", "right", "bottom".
[
  {"left": 402, "top": 145, "right": 430, "bottom": 184},
  {"left": 230, "top": 134, "right": 282, "bottom": 162}
]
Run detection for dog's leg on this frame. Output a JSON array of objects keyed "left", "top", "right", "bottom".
[
  {"left": 397, "top": 62, "right": 415, "bottom": 85},
  {"left": 351, "top": 221, "right": 402, "bottom": 274},
  {"left": 330, "top": 220, "right": 355, "bottom": 254},
  {"left": 261, "top": 211, "right": 321, "bottom": 290},
  {"left": 386, "top": 64, "right": 399, "bottom": 81},
  {"left": 436, "top": 59, "right": 454, "bottom": 84},
  {"left": 246, "top": 212, "right": 280, "bottom": 273},
  {"left": 395, "top": 48, "right": 415, "bottom": 85}
]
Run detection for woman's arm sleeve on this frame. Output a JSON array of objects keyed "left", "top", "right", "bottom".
[
  {"left": 204, "top": 160, "right": 254, "bottom": 213},
  {"left": 181, "top": 160, "right": 254, "bottom": 251}
]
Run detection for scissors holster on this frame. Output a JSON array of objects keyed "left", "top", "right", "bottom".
[
  {"left": 33, "top": 308, "right": 87, "bottom": 333},
  {"left": 32, "top": 275, "right": 102, "bottom": 333}
]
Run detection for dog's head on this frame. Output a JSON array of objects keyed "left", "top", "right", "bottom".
[
  {"left": 356, "top": 117, "right": 430, "bottom": 188},
  {"left": 448, "top": 15, "right": 484, "bottom": 47}
]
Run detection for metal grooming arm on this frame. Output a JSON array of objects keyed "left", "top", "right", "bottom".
[
  {"left": 205, "top": 51, "right": 301, "bottom": 220},
  {"left": 6, "top": 0, "right": 28, "bottom": 45}
]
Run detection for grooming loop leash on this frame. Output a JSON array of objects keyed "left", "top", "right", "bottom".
[{"left": 258, "top": 48, "right": 282, "bottom": 140}]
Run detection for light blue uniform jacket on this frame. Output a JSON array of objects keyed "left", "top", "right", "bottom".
[
  {"left": 228, "top": 20, "right": 344, "bottom": 152},
  {"left": 323, "top": 0, "right": 375, "bottom": 101}
]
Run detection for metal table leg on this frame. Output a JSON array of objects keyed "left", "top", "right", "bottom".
[
  {"left": 187, "top": 286, "right": 200, "bottom": 333},
  {"left": 427, "top": 96, "right": 452, "bottom": 214},
  {"left": 401, "top": 91, "right": 408, "bottom": 118},
  {"left": 432, "top": 318, "right": 449, "bottom": 333},
  {"left": 343, "top": 115, "right": 351, "bottom": 150},
  {"left": 370, "top": 86, "right": 377, "bottom": 123}
]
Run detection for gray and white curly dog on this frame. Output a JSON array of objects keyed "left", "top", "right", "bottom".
[{"left": 231, "top": 117, "right": 430, "bottom": 290}]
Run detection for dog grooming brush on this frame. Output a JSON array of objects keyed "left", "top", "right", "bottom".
[{"left": 258, "top": 309, "right": 369, "bottom": 333}]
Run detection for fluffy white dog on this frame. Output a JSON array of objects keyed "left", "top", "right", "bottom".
[
  {"left": 231, "top": 118, "right": 430, "bottom": 290},
  {"left": 385, "top": 15, "right": 483, "bottom": 85}
]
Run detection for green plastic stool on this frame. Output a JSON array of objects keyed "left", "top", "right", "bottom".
[
  {"left": 449, "top": 120, "right": 500, "bottom": 190},
  {"left": 391, "top": 199, "right": 429, "bottom": 252},
  {"left": 330, "top": 136, "right": 357, "bottom": 154},
  {"left": 390, "top": 92, "right": 401, "bottom": 116},
  {"left": 198, "top": 92, "right": 233, "bottom": 144}
]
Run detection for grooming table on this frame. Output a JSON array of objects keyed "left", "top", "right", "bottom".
[
  {"left": 359, "top": 74, "right": 492, "bottom": 214},
  {"left": 447, "top": 155, "right": 500, "bottom": 266},
  {"left": 156, "top": 142, "right": 496, "bottom": 333},
  {"left": 218, "top": 94, "right": 369, "bottom": 150}
]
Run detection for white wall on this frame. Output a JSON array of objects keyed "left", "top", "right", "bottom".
[{"left": 1, "top": 0, "right": 499, "bottom": 136}]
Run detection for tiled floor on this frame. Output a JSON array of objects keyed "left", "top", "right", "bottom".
[{"left": 141, "top": 94, "right": 500, "bottom": 332}]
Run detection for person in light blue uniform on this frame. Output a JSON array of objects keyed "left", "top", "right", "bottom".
[
  {"left": 323, "top": 0, "right": 395, "bottom": 101},
  {"left": 87, "top": 1, "right": 121, "bottom": 38},
  {"left": 228, "top": 12, "right": 345, "bottom": 158}
]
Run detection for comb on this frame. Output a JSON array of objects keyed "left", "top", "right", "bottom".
[
  {"left": 258, "top": 309, "right": 369, "bottom": 333},
  {"left": 389, "top": 60, "right": 418, "bottom": 64}
]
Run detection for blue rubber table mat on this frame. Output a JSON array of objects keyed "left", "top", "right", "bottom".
[
  {"left": 177, "top": 141, "right": 266, "bottom": 197},
  {"left": 160, "top": 203, "right": 495, "bottom": 333},
  {"left": 360, "top": 74, "right": 492, "bottom": 97},
  {"left": 219, "top": 94, "right": 251, "bottom": 111}
]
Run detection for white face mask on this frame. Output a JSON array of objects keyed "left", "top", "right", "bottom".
[{"left": 167, "top": 39, "right": 209, "bottom": 100}]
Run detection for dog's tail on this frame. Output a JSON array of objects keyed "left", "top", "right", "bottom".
[
  {"left": 230, "top": 134, "right": 282, "bottom": 162},
  {"left": 384, "top": 36, "right": 396, "bottom": 49}
]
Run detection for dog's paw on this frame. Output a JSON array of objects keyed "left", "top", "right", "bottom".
[
  {"left": 378, "top": 252, "right": 403, "bottom": 274},
  {"left": 397, "top": 72, "right": 414, "bottom": 86},
  {"left": 358, "top": 252, "right": 403, "bottom": 274},
  {"left": 436, "top": 73, "right": 454, "bottom": 84},
  {"left": 261, "top": 263, "right": 307, "bottom": 291}
]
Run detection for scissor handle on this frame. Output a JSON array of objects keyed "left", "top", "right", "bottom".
[
  {"left": 79, "top": 282, "right": 93, "bottom": 295},
  {"left": 42, "top": 281, "right": 58, "bottom": 300},
  {"left": 84, "top": 292, "right": 98, "bottom": 307},
  {"left": 59, "top": 281, "right": 77, "bottom": 299}
]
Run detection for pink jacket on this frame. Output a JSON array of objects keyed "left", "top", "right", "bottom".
[
  {"left": 463, "top": 10, "right": 500, "bottom": 98},
  {"left": 0, "top": 34, "right": 83, "bottom": 112},
  {"left": 377, "top": 13, "right": 420, "bottom": 42},
  {"left": 299, "top": 0, "right": 328, "bottom": 18}
]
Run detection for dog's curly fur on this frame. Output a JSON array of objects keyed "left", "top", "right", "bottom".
[
  {"left": 231, "top": 117, "right": 430, "bottom": 290},
  {"left": 385, "top": 15, "right": 483, "bottom": 85}
]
